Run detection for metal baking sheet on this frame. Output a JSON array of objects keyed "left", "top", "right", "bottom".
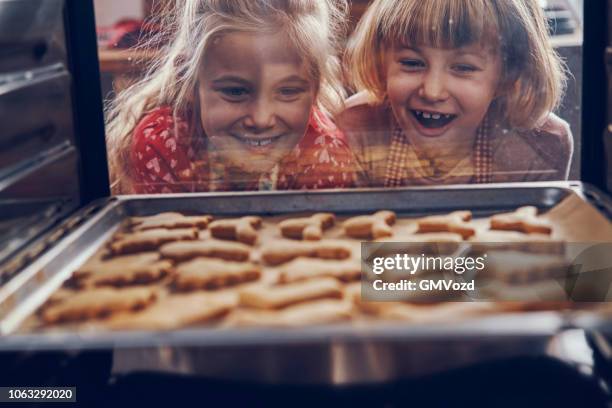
[{"left": 0, "top": 182, "right": 601, "bottom": 383}]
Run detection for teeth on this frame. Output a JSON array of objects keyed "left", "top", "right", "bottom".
[
  {"left": 414, "top": 110, "right": 454, "bottom": 120},
  {"left": 244, "top": 138, "right": 274, "bottom": 147}
]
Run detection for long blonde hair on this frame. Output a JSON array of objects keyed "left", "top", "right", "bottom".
[
  {"left": 106, "top": 0, "right": 348, "bottom": 193},
  {"left": 346, "top": 0, "right": 567, "bottom": 130}
]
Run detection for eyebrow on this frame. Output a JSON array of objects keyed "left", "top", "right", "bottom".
[
  {"left": 211, "top": 74, "right": 310, "bottom": 88},
  {"left": 454, "top": 50, "right": 488, "bottom": 60},
  {"left": 211, "top": 76, "right": 251, "bottom": 85},
  {"left": 399, "top": 44, "right": 489, "bottom": 61},
  {"left": 276, "top": 75, "right": 310, "bottom": 86},
  {"left": 399, "top": 45, "right": 421, "bottom": 52}
]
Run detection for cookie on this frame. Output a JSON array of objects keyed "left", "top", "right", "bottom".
[
  {"left": 41, "top": 287, "right": 158, "bottom": 324},
  {"left": 72, "top": 253, "right": 172, "bottom": 287},
  {"left": 172, "top": 258, "right": 261, "bottom": 291},
  {"left": 469, "top": 230, "right": 564, "bottom": 254},
  {"left": 46, "top": 288, "right": 77, "bottom": 306},
  {"left": 106, "top": 292, "right": 237, "bottom": 330},
  {"left": 228, "top": 299, "right": 352, "bottom": 327},
  {"left": 343, "top": 211, "right": 396, "bottom": 239},
  {"left": 417, "top": 211, "right": 475, "bottom": 239},
  {"left": 479, "top": 251, "right": 570, "bottom": 284},
  {"left": 109, "top": 228, "right": 198, "bottom": 255},
  {"left": 209, "top": 216, "right": 262, "bottom": 245},
  {"left": 490, "top": 206, "right": 552, "bottom": 235},
  {"left": 130, "top": 212, "right": 213, "bottom": 231},
  {"left": 371, "top": 234, "right": 463, "bottom": 258},
  {"left": 482, "top": 280, "right": 570, "bottom": 303},
  {"left": 261, "top": 240, "right": 352, "bottom": 266},
  {"left": 239, "top": 277, "right": 343, "bottom": 309},
  {"left": 279, "top": 213, "right": 335, "bottom": 240},
  {"left": 160, "top": 240, "right": 251, "bottom": 262},
  {"left": 278, "top": 258, "right": 361, "bottom": 284}
]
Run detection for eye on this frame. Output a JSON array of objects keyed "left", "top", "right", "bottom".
[
  {"left": 452, "top": 64, "right": 480, "bottom": 74},
  {"left": 218, "top": 87, "right": 250, "bottom": 101},
  {"left": 277, "top": 87, "right": 306, "bottom": 101},
  {"left": 399, "top": 59, "right": 426, "bottom": 71}
]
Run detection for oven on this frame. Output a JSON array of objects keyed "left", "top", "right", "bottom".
[{"left": 1, "top": 0, "right": 611, "bottom": 405}]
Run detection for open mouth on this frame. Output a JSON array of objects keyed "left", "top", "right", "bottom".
[
  {"left": 231, "top": 134, "right": 283, "bottom": 148},
  {"left": 411, "top": 110, "right": 457, "bottom": 129}
]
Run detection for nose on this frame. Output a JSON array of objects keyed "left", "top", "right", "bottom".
[
  {"left": 243, "top": 97, "right": 276, "bottom": 131},
  {"left": 418, "top": 69, "right": 450, "bottom": 102}
]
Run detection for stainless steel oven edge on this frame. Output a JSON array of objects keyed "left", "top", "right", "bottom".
[{"left": 0, "top": 182, "right": 608, "bottom": 384}]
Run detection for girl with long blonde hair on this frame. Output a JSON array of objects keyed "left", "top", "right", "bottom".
[{"left": 106, "top": 0, "right": 356, "bottom": 193}]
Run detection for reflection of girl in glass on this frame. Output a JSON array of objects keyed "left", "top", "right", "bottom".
[
  {"left": 106, "top": 0, "right": 356, "bottom": 194},
  {"left": 340, "top": 0, "right": 573, "bottom": 187}
]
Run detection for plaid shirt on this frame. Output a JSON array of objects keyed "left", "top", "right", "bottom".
[{"left": 383, "top": 115, "right": 493, "bottom": 187}]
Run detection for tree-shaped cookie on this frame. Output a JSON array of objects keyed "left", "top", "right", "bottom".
[
  {"left": 343, "top": 211, "right": 396, "bottom": 239},
  {"left": 417, "top": 211, "right": 475, "bottom": 240},
  {"left": 279, "top": 213, "right": 335, "bottom": 240},
  {"left": 490, "top": 206, "right": 552, "bottom": 235},
  {"left": 209, "top": 216, "right": 262, "bottom": 245}
]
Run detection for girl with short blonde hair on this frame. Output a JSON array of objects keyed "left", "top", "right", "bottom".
[{"left": 340, "top": 0, "right": 573, "bottom": 186}]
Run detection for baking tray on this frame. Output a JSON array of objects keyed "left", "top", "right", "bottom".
[{"left": 0, "top": 182, "right": 607, "bottom": 384}]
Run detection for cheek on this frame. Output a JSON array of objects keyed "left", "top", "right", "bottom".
[
  {"left": 385, "top": 72, "right": 420, "bottom": 104},
  {"left": 278, "top": 96, "right": 314, "bottom": 135},
  {"left": 198, "top": 89, "right": 244, "bottom": 134},
  {"left": 454, "top": 81, "right": 497, "bottom": 117}
]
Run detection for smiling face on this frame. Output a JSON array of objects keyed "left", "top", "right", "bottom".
[
  {"left": 198, "top": 31, "right": 316, "bottom": 177},
  {"left": 385, "top": 43, "right": 502, "bottom": 155}
]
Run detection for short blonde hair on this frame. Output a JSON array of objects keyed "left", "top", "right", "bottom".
[
  {"left": 345, "top": 0, "right": 567, "bottom": 130},
  {"left": 106, "top": 0, "right": 348, "bottom": 193}
]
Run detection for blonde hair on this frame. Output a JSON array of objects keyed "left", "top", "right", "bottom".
[
  {"left": 346, "top": 0, "right": 566, "bottom": 130},
  {"left": 106, "top": 0, "right": 348, "bottom": 193}
]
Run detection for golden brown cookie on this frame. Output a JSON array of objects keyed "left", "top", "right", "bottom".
[
  {"left": 106, "top": 292, "right": 237, "bottom": 330},
  {"left": 130, "top": 212, "right": 213, "bottom": 231},
  {"left": 279, "top": 213, "right": 335, "bottom": 240},
  {"left": 469, "top": 230, "right": 564, "bottom": 254},
  {"left": 72, "top": 253, "right": 171, "bottom": 287},
  {"left": 417, "top": 211, "right": 475, "bottom": 240},
  {"left": 371, "top": 234, "right": 463, "bottom": 258},
  {"left": 490, "top": 206, "right": 552, "bottom": 235},
  {"left": 228, "top": 299, "right": 352, "bottom": 327},
  {"left": 209, "top": 216, "right": 262, "bottom": 245},
  {"left": 261, "top": 240, "right": 352, "bottom": 266},
  {"left": 278, "top": 258, "right": 361, "bottom": 284},
  {"left": 160, "top": 240, "right": 251, "bottom": 262},
  {"left": 172, "top": 258, "right": 261, "bottom": 291},
  {"left": 479, "top": 251, "right": 570, "bottom": 284},
  {"left": 46, "top": 288, "right": 78, "bottom": 306},
  {"left": 109, "top": 228, "right": 198, "bottom": 255},
  {"left": 239, "top": 277, "right": 343, "bottom": 309},
  {"left": 343, "top": 211, "right": 396, "bottom": 239},
  {"left": 41, "top": 287, "right": 158, "bottom": 324}
]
